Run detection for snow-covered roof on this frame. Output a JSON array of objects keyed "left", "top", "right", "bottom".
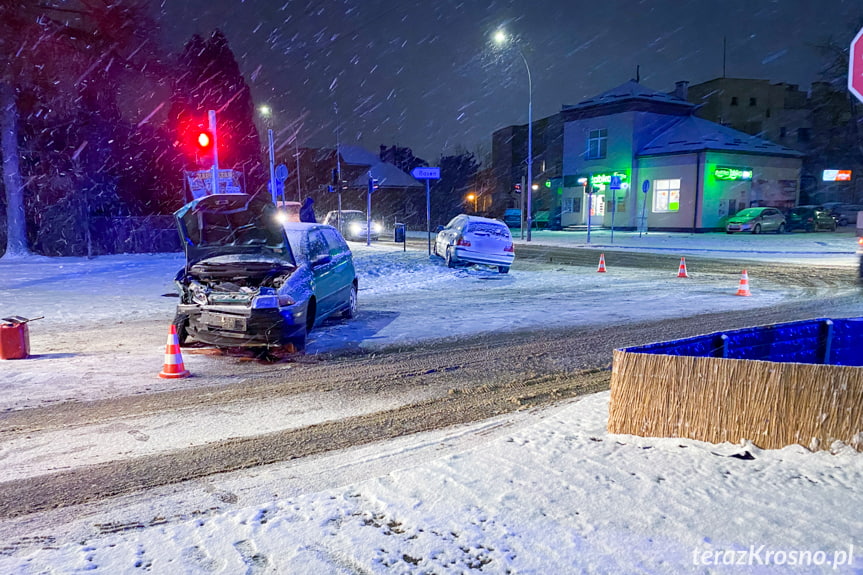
[
  {"left": 638, "top": 116, "right": 803, "bottom": 157},
  {"left": 348, "top": 161, "right": 423, "bottom": 189},
  {"left": 563, "top": 80, "right": 694, "bottom": 111}
]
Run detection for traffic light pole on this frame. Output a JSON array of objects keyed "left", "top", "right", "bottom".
[
  {"left": 367, "top": 175, "right": 373, "bottom": 247},
  {"left": 208, "top": 110, "right": 219, "bottom": 195},
  {"left": 267, "top": 128, "right": 277, "bottom": 203}
]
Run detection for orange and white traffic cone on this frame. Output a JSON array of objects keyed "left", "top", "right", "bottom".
[
  {"left": 597, "top": 253, "right": 607, "bottom": 273},
  {"left": 735, "top": 269, "right": 752, "bottom": 296},
  {"left": 159, "top": 324, "right": 191, "bottom": 379},
  {"left": 677, "top": 257, "right": 690, "bottom": 278}
]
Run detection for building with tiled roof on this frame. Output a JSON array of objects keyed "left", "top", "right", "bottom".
[{"left": 492, "top": 80, "right": 803, "bottom": 232}]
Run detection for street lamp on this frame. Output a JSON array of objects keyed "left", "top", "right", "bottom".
[
  {"left": 466, "top": 193, "right": 477, "bottom": 212},
  {"left": 493, "top": 28, "right": 533, "bottom": 241},
  {"left": 258, "top": 105, "right": 277, "bottom": 204}
]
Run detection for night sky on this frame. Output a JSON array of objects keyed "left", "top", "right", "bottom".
[{"left": 159, "top": 0, "right": 863, "bottom": 162}]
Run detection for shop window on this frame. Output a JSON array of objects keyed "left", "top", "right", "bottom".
[
  {"left": 586, "top": 128, "right": 607, "bottom": 160},
  {"left": 652, "top": 179, "right": 681, "bottom": 213}
]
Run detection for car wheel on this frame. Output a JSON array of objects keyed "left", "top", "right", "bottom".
[
  {"left": 445, "top": 247, "right": 456, "bottom": 268},
  {"left": 830, "top": 221, "right": 837, "bottom": 231},
  {"left": 498, "top": 266, "right": 510, "bottom": 274},
  {"left": 305, "top": 297, "right": 316, "bottom": 333},
  {"left": 172, "top": 312, "right": 190, "bottom": 347},
  {"left": 776, "top": 223, "right": 786, "bottom": 234},
  {"left": 285, "top": 334, "right": 306, "bottom": 353},
  {"left": 752, "top": 224, "right": 761, "bottom": 234},
  {"left": 726, "top": 231, "right": 734, "bottom": 234},
  {"left": 342, "top": 284, "right": 358, "bottom": 318}
]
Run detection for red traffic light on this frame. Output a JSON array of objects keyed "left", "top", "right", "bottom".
[{"left": 196, "top": 130, "right": 213, "bottom": 149}]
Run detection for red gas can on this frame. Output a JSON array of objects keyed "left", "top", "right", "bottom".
[{"left": 0, "top": 320, "right": 30, "bottom": 360}]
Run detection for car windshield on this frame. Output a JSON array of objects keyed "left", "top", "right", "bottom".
[
  {"left": 734, "top": 208, "right": 764, "bottom": 219},
  {"left": 341, "top": 212, "right": 366, "bottom": 223},
  {"left": 789, "top": 208, "right": 810, "bottom": 216}
]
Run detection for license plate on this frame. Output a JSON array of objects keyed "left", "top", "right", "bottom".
[{"left": 201, "top": 312, "right": 247, "bottom": 331}]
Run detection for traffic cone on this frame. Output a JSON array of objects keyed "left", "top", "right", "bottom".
[
  {"left": 677, "top": 257, "right": 690, "bottom": 278},
  {"left": 159, "top": 324, "right": 191, "bottom": 379},
  {"left": 597, "top": 253, "right": 607, "bottom": 273},
  {"left": 735, "top": 269, "right": 752, "bottom": 297}
]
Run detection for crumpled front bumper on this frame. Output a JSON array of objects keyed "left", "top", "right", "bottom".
[{"left": 178, "top": 302, "right": 306, "bottom": 347}]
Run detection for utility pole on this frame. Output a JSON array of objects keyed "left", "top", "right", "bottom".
[{"left": 208, "top": 110, "right": 219, "bottom": 195}]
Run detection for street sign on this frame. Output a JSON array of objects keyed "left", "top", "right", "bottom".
[
  {"left": 642, "top": 179, "right": 650, "bottom": 194},
  {"left": 610, "top": 175, "right": 622, "bottom": 190},
  {"left": 851, "top": 27, "right": 863, "bottom": 103},
  {"left": 275, "top": 164, "right": 288, "bottom": 182},
  {"left": 411, "top": 167, "right": 440, "bottom": 179}
]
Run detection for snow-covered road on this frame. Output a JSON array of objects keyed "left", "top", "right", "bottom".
[{"left": 1, "top": 229, "right": 861, "bottom": 573}]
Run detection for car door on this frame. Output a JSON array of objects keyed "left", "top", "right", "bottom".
[
  {"left": 307, "top": 228, "right": 341, "bottom": 318},
  {"left": 436, "top": 215, "right": 465, "bottom": 255},
  {"left": 763, "top": 208, "right": 781, "bottom": 231},
  {"left": 321, "top": 228, "right": 355, "bottom": 309}
]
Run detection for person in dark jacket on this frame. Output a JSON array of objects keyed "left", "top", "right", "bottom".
[{"left": 299, "top": 197, "right": 316, "bottom": 223}]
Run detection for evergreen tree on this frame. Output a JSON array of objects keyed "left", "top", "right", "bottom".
[
  {"left": 430, "top": 151, "right": 480, "bottom": 228},
  {"left": 169, "top": 30, "right": 264, "bottom": 195}
]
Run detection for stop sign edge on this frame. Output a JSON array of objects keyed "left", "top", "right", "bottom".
[{"left": 849, "top": 26, "right": 863, "bottom": 103}]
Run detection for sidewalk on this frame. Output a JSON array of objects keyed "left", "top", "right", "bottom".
[{"left": 407, "top": 226, "right": 858, "bottom": 265}]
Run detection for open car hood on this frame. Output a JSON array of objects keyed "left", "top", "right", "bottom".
[{"left": 174, "top": 194, "right": 296, "bottom": 267}]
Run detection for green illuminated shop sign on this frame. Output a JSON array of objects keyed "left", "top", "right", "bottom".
[
  {"left": 590, "top": 171, "right": 629, "bottom": 190},
  {"left": 714, "top": 166, "right": 753, "bottom": 181}
]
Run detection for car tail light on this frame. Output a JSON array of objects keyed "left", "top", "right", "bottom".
[
  {"left": 457, "top": 237, "right": 471, "bottom": 247},
  {"left": 504, "top": 243, "right": 514, "bottom": 253},
  {"left": 858, "top": 237, "right": 863, "bottom": 248}
]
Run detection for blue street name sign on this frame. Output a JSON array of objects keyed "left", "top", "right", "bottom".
[
  {"left": 275, "top": 164, "right": 288, "bottom": 182},
  {"left": 411, "top": 167, "right": 440, "bottom": 179}
]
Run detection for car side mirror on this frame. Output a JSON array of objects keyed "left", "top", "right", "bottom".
[
  {"left": 312, "top": 254, "right": 332, "bottom": 267},
  {"left": 435, "top": 225, "right": 445, "bottom": 233}
]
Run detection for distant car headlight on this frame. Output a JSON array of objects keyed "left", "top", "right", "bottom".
[
  {"left": 373, "top": 222, "right": 382, "bottom": 233},
  {"left": 275, "top": 211, "right": 289, "bottom": 224},
  {"left": 349, "top": 222, "right": 362, "bottom": 235}
]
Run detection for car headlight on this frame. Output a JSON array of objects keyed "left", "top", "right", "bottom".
[
  {"left": 252, "top": 294, "right": 278, "bottom": 309},
  {"left": 373, "top": 222, "right": 382, "bottom": 233},
  {"left": 349, "top": 222, "right": 362, "bottom": 235}
]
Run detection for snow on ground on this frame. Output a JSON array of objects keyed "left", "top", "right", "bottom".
[
  {"left": 2, "top": 392, "right": 861, "bottom": 573},
  {"left": 1, "top": 229, "right": 862, "bottom": 573},
  {"left": 4, "top": 230, "right": 842, "bottom": 411}
]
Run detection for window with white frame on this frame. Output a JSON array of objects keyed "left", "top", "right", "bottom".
[
  {"left": 561, "top": 197, "right": 574, "bottom": 214},
  {"left": 652, "top": 179, "right": 681, "bottom": 212},
  {"left": 586, "top": 129, "right": 607, "bottom": 160}
]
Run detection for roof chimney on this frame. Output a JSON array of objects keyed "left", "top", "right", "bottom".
[{"left": 674, "top": 80, "right": 690, "bottom": 101}]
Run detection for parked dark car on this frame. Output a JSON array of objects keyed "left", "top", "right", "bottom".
[
  {"left": 785, "top": 205, "right": 837, "bottom": 232},
  {"left": 171, "top": 194, "right": 356, "bottom": 352}
]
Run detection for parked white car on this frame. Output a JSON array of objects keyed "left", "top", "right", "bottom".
[{"left": 434, "top": 214, "right": 515, "bottom": 273}]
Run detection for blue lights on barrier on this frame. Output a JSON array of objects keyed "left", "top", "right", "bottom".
[{"left": 620, "top": 318, "right": 863, "bottom": 367}]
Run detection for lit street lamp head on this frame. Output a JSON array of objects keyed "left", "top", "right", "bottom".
[
  {"left": 258, "top": 105, "right": 271, "bottom": 117},
  {"left": 493, "top": 29, "right": 508, "bottom": 45}
]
